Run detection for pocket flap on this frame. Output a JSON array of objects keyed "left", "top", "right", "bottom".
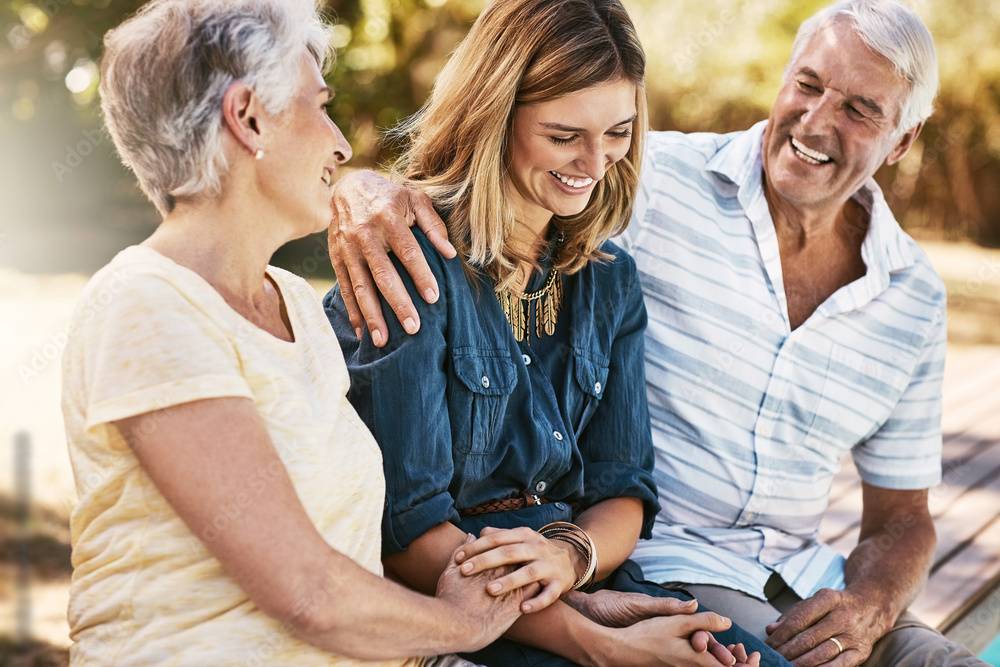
[
  {"left": 573, "top": 352, "right": 610, "bottom": 398},
  {"left": 452, "top": 352, "right": 517, "bottom": 396}
]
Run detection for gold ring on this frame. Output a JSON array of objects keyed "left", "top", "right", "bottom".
[{"left": 827, "top": 637, "right": 845, "bottom": 655}]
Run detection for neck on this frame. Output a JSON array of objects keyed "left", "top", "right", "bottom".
[
  {"left": 509, "top": 197, "right": 554, "bottom": 263},
  {"left": 144, "top": 190, "right": 294, "bottom": 303},
  {"left": 763, "top": 178, "right": 860, "bottom": 251}
]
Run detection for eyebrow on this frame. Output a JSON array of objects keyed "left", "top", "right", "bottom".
[{"left": 540, "top": 114, "right": 637, "bottom": 132}]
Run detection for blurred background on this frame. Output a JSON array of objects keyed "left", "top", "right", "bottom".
[{"left": 0, "top": 0, "right": 998, "bottom": 664}]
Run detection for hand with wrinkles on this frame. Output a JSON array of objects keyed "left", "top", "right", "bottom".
[
  {"left": 327, "top": 169, "right": 453, "bottom": 346},
  {"left": 764, "top": 587, "right": 890, "bottom": 666}
]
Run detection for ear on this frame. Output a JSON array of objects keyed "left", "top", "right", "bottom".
[
  {"left": 221, "top": 81, "right": 263, "bottom": 157},
  {"left": 884, "top": 121, "right": 924, "bottom": 166}
]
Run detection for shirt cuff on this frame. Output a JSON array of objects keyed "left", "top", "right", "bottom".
[
  {"left": 383, "top": 490, "right": 461, "bottom": 555},
  {"left": 581, "top": 461, "right": 660, "bottom": 539}
]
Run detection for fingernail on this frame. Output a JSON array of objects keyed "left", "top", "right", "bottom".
[
  {"left": 461, "top": 562, "right": 474, "bottom": 573},
  {"left": 354, "top": 327, "right": 362, "bottom": 339},
  {"left": 521, "top": 603, "right": 532, "bottom": 613},
  {"left": 403, "top": 317, "right": 418, "bottom": 334},
  {"left": 455, "top": 551, "right": 465, "bottom": 562},
  {"left": 371, "top": 329, "right": 383, "bottom": 346},
  {"left": 488, "top": 582, "right": 501, "bottom": 593},
  {"left": 683, "top": 598, "right": 697, "bottom": 606},
  {"left": 424, "top": 288, "right": 438, "bottom": 303}
]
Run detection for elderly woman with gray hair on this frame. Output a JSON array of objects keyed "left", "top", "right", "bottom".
[{"left": 59, "top": 1, "right": 523, "bottom": 665}]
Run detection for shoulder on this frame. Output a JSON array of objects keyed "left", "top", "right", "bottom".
[
  {"left": 643, "top": 129, "right": 738, "bottom": 173},
  {"left": 74, "top": 246, "right": 201, "bottom": 321},
  {"left": 899, "top": 237, "right": 947, "bottom": 308},
  {"left": 591, "top": 240, "right": 640, "bottom": 292}
]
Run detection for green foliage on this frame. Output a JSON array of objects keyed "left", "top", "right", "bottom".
[{"left": 1, "top": 0, "right": 997, "bottom": 274}]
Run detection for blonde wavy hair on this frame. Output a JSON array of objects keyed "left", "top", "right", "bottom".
[{"left": 390, "top": 0, "right": 647, "bottom": 289}]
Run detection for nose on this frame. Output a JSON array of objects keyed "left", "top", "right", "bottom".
[
  {"left": 799, "top": 91, "right": 837, "bottom": 136},
  {"left": 330, "top": 120, "right": 352, "bottom": 165},
  {"left": 574, "top": 139, "right": 611, "bottom": 181}
]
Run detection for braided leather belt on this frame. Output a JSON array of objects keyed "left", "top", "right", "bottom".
[{"left": 460, "top": 493, "right": 551, "bottom": 517}]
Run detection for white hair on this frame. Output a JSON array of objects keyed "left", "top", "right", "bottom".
[
  {"left": 787, "top": 0, "right": 938, "bottom": 134},
  {"left": 99, "top": 0, "right": 333, "bottom": 214}
]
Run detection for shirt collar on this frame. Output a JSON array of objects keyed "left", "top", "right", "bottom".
[{"left": 705, "top": 120, "right": 916, "bottom": 292}]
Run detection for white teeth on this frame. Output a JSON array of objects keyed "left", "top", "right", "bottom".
[
  {"left": 550, "top": 170, "right": 594, "bottom": 189},
  {"left": 791, "top": 137, "right": 831, "bottom": 164}
]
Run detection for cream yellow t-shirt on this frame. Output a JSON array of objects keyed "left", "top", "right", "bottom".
[{"left": 61, "top": 245, "right": 417, "bottom": 667}]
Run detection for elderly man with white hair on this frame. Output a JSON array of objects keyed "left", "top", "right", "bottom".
[{"left": 325, "top": 1, "right": 989, "bottom": 665}]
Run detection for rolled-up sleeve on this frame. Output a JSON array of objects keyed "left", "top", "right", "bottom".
[
  {"left": 577, "top": 256, "right": 660, "bottom": 538},
  {"left": 323, "top": 241, "right": 460, "bottom": 554},
  {"left": 852, "top": 304, "right": 947, "bottom": 490}
]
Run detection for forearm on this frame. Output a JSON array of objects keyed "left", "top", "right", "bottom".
[
  {"left": 292, "top": 549, "right": 475, "bottom": 659},
  {"left": 576, "top": 497, "right": 644, "bottom": 580},
  {"left": 844, "top": 510, "right": 936, "bottom": 627},
  {"left": 503, "top": 600, "right": 614, "bottom": 667}
]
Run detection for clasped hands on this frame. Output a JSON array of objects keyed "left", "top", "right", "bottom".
[{"left": 454, "top": 526, "right": 761, "bottom": 667}]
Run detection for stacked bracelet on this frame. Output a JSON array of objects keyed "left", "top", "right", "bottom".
[{"left": 537, "top": 521, "right": 598, "bottom": 590}]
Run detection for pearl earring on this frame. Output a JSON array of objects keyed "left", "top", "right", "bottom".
[{"left": 254, "top": 148, "right": 265, "bottom": 160}]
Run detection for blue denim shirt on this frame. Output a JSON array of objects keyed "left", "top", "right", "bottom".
[{"left": 323, "top": 231, "right": 658, "bottom": 555}]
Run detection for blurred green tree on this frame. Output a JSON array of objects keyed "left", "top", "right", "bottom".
[{"left": 0, "top": 0, "right": 997, "bottom": 276}]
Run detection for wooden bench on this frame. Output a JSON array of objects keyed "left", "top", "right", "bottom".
[{"left": 818, "top": 344, "right": 1000, "bottom": 654}]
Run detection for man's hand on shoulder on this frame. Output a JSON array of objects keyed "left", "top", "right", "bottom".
[{"left": 327, "top": 169, "right": 455, "bottom": 347}]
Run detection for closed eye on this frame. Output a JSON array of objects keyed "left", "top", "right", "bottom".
[
  {"left": 549, "top": 135, "right": 578, "bottom": 145},
  {"left": 845, "top": 104, "right": 866, "bottom": 120},
  {"left": 797, "top": 80, "right": 821, "bottom": 94},
  {"left": 609, "top": 129, "right": 632, "bottom": 139}
]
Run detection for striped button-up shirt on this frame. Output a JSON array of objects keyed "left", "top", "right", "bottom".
[{"left": 620, "top": 121, "right": 947, "bottom": 600}]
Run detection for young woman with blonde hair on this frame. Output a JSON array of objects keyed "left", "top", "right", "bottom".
[{"left": 325, "top": 0, "right": 783, "bottom": 665}]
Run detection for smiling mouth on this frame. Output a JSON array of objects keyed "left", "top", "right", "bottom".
[
  {"left": 549, "top": 170, "right": 594, "bottom": 190},
  {"left": 789, "top": 137, "right": 833, "bottom": 166}
]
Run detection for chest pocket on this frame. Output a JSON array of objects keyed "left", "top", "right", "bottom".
[
  {"left": 572, "top": 351, "right": 610, "bottom": 437},
  {"left": 451, "top": 352, "right": 517, "bottom": 457}
]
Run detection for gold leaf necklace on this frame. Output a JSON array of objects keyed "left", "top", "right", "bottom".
[{"left": 496, "top": 267, "right": 563, "bottom": 342}]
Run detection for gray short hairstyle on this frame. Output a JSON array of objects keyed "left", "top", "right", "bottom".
[
  {"left": 100, "top": 0, "right": 333, "bottom": 214},
  {"left": 787, "top": 0, "right": 938, "bottom": 134}
]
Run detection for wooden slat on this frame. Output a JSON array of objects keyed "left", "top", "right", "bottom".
[
  {"left": 941, "top": 349, "right": 1000, "bottom": 414},
  {"left": 910, "top": 515, "right": 1000, "bottom": 630}
]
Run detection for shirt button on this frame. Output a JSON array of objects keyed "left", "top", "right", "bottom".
[
  {"left": 553, "top": 430, "right": 563, "bottom": 441},
  {"left": 594, "top": 381, "right": 602, "bottom": 393},
  {"left": 522, "top": 354, "right": 531, "bottom": 366},
  {"left": 481, "top": 375, "right": 490, "bottom": 389},
  {"left": 554, "top": 501, "right": 568, "bottom": 511},
  {"left": 535, "top": 481, "right": 547, "bottom": 493}
]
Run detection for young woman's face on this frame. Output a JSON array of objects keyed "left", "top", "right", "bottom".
[{"left": 508, "top": 78, "right": 637, "bottom": 223}]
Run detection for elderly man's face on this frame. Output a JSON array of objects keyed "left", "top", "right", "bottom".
[{"left": 763, "top": 18, "right": 916, "bottom": 211}]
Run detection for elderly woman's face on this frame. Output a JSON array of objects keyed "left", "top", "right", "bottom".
[
  {"left": 257, "top": 54, "right": 351, "bottom": 235},
  {"left": 508, "top": 78, "right": 636, "bottom": 221},
  {"left": 763, "top": 19, "right": 911, "bottom": 211}
]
